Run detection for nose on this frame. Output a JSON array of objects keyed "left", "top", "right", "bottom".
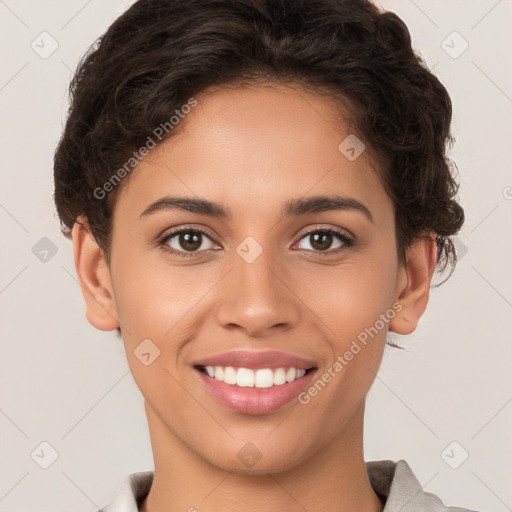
[{"left": 213, "top": 247, "right": 301, "bottom": 338}]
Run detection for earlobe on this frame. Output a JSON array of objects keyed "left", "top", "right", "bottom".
[
  {"left": 389, "top": 234, "right": 438, "bottom": 335},
  {"left": 71, "top": 217, "right": 120, "bottom": 331}
]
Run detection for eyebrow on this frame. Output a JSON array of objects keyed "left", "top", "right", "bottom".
[{"left": 140, "top": 194, "right": 373, "bottom": 223}]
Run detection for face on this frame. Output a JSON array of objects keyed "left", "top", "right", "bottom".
[{"left": 79, "top": 83, "right": 422, "bottom": 474}]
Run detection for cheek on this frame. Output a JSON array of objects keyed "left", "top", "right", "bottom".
[
  {"left": 300, "top": 276, "right": 393, "bottom": 436},
  {"left": 110, "top": 257, "right": 221, "bottom": 392},
  {"left": 112, "top": 251, "right": 211, "bottom": 335},
  {"left": 301, "top": 254, "right": 398, "bottom": 339},
  {"left": 111, "top": 259, "right": 195, "bottom": 413},
  {"left": 309, "top": 251, "right": 398, "bottom": 389}
]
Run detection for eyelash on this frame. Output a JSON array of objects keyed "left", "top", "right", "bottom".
[{"left": 157, "top": 225, "right": 354, "bottom": 259}]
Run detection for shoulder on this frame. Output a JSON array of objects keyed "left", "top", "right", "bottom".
[
  {"left": 97, "top": 471, "right": 153, "bottom": 512},
  {"left": 366, "top": 459, "right": 480, "bottom": 512}
]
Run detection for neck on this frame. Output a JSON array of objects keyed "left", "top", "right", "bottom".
[{"left": 141, "top": 402, "right": 383, "bottom": 512}]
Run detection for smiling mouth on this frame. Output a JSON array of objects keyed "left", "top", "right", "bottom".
[{"left": 195, "top": 365, "right": 317, "bottom": 389}]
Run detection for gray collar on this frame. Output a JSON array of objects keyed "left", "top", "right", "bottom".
[{"left": 101, "top": 459, "right": 476, "bottom": 512}]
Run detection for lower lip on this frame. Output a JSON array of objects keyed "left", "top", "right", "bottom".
[{"left": 194, "top": 368, "right": 317, "bottom": 415}]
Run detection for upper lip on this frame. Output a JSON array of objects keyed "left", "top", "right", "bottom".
[{"left": 192, "top": 350, "right": 317, "bottom": 370}]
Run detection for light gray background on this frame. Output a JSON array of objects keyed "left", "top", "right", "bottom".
[{"left": 0, "top": 0, "right": 511, "bottom": 511}]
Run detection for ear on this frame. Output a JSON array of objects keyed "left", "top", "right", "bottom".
[
  {"left": 389, "top": 233, "right": 438, "bottom": 335},
  {"left": 71, "top": 217, "right": 120, "bottom": 331}
]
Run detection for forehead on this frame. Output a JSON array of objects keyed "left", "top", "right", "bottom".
[{"left": 114, "top": 83, "right": 391, "bottom": 224}]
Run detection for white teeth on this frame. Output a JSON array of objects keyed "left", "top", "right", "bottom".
[
  {"left": 273, "top": 367, "right": 287, "bottom": 385},
  {"left": 237, "top": 367, "right": 255, "bottom": 387},
  {"left": 255, "top": 369, "right": 274, "bottom": 388},
  {"left": 223, "top": 366, "right": 237, "bottom": 385},
  {"left": 286, "top": 368, "right": 296, "bottom": 382},
  {"left": 202, "top": 366, "right": 309, "bottom": 388},
  {"left": 214, "top": 366, "right": 224, "bottom": 381}
]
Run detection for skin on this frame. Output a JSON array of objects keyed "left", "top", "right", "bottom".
[{"left": 72, "top": 83, "right": 437, "bottom": 512}]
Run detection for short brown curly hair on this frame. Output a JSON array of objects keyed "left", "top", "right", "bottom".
[{"left": 54, "top": 0, "right": 464, "bottom": 279}]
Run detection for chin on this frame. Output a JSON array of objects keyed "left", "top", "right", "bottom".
[{"left": 202, "top": 440, "right": 313, "bottom": 476}]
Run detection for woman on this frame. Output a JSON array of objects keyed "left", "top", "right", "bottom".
[{"left": 53, "top": 0, "right": 475, "bottom": 510}]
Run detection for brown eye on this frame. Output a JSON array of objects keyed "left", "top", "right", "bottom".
[
  {"left": 176, "top": 231, "right": 203, "bottom": 251},
  {"left": 159, "top": 227, "right": 218, "bottom": 257},
  {"left": 308, "top": 232, "right": 335, "bottom": 251},
  {"left": 295, "top": 228, "right": 353, "bottom": 253}
]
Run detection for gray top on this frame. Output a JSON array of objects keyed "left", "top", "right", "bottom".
[{"left": 99, "top": 459, "right": 478, "bottom": 512}]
